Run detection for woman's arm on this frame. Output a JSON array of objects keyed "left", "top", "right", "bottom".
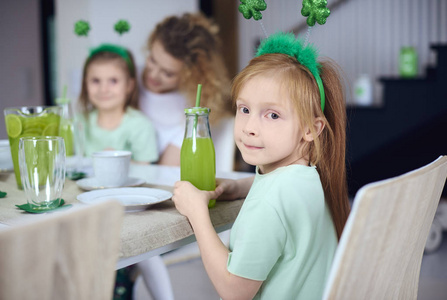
[
  {"left": 158, "top": 144, "right": 181, "bottom": 166},
  {"left": 172, "top": 181, "right": 262, "bottom": 299}
]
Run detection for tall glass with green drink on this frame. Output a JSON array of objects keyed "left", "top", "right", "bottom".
[
  {"left": 180, "top": 107, "right": 216, "bottom": 208},
  {"left": 4, "top": 106, "right": 62, "bottom": 189}
]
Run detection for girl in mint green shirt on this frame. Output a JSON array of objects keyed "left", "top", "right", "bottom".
[
  {"left": 171, "top": 33, "right": 350, "bottom": 299},
  {"left": 78, "top": 44, "right": 158, "bottom": 163}
]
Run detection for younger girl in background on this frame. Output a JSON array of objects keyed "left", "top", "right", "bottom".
[
  {"left": 79, "top": 44, "right": 158, "bottom": 164},
  {"left": 172, "top": 33, "right": 351, "bottom": 299}
]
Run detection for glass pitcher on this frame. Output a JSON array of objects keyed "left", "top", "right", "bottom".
[{"left": 4, "top": 106, "right": 62, "bottom": 189}]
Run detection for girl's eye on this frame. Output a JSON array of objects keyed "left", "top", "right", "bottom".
[
  {"left": 110, "top": 78, "right": 118, "bottom": 84},
  {"left": 268, "top": 112, "right": 279, "bottom": 120},
  {"left": 90, "top": 78, "right": 99, "bottom": 84},
  {"left": 239, "top": 107, "right": 249, "bottom": 114}
]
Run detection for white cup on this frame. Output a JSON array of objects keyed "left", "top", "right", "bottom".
[{"left": 92, "top": 150, "right": 131, "bottom": 187}]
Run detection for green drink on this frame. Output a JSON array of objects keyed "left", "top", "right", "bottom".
[
  {"left": 60, "top": 119, "right": 74, "bottom": 156},
  {"left": 181, "top": 137, "right": 216, "bottom": 207},
  {"left": 180, "top": 107, "right": 216, "bottom": 208},
  {"left": 4, "top": 106, "right": 62, "bottom": 189},
  {"left": 399, "top": 47, "right": 418, "bottom": 78}
]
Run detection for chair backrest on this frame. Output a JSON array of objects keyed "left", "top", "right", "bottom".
[
  {"left": 323, "top": 155, "right": 447, "bottom": 300},
  {"left": 0, "top": 200, "right": 124, "bottom": 300},
  {"left": 211, "top": 117, "right": 236, "bottom": 172}
]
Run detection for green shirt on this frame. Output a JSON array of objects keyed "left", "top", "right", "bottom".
[
  {"left": 80, "top": 108, "right": 158, "bottom": 163},
  {"left": 227, "top": 165, "right": 337, "bottom": 300}
]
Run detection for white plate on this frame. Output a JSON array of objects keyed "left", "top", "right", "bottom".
[
  {"left": 77, "top": 187, "right": 172, "bottom": 212},
  {"left": 76, "top": 177, "right": 145, "bottom": 190}
]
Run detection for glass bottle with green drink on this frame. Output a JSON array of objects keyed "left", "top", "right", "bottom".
[
  {"left": 180, "top": 84, "right": 217, "bottom": 208},
  {"left": 4, "top": 106, "right": 62, "bottom": 189},
  {"left": 56, "top": 86, "right": 75, "bottom": 157},
  {"left": 55, "top": 86, "right": 86, "bottom": 180}
]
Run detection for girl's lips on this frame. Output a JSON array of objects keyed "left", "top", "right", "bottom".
[
  {"left": 147, "top": 77, "right": 160, "bottom": 87},
  {"left": 243, "top": 143, "right": 263, "bottom": 150}
]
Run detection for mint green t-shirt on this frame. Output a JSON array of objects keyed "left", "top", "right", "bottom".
[
  {"left": 80, "top": 108, "right": 158, "bottom": 163},
  {"left": 227, "top": 165, "right": 337, "bottom": 300}
]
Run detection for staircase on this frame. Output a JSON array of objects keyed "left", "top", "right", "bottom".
[{"left": 346, "top": 44, "right": 447, "bottom": 197}]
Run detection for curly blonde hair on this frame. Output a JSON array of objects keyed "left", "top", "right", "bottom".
[{"left": 142, "top": 13, "right": 232, "bottom": 125}]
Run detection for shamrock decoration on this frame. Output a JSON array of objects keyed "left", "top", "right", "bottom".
[
  {"left": 74, "top": 20, "right": 90, "bottom": 36},
  {"left": 114, "top": 20, "right": 131, "bottom": 35},
  {"left": 238, "top": 0, "right": 267, "bottom": 21},
  {"left": 301, "top": 0, "right": 331, "bottom": 27},
  {"left": 0, "top": 191, "right": 6, "bottom": 198}
]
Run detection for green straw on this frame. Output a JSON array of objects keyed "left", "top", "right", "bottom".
[
  {"left": 195, "top": 84, "right": 202, "bottom": 107},
  {"left": 62, "top": 85, "right": 67, "bottom": 100},
  {"left": 56, "top": 85, "right": 69, "bottom": 105},
  {"left": 193, "top": 84, "right": 202, "bottom": 136}
]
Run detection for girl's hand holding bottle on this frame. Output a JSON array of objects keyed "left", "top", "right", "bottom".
[
  {"left": 173, "top": 176, "right": 254, "bottom": 221},
  {"left": 172, "top": 181, "right": 221, "bottom": 220}
]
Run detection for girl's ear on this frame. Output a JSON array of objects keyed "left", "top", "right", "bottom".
[{"left": 303, "top": 117, "right": 325, "bottom": 142}]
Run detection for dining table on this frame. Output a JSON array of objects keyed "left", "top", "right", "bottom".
[{"left": 0, "top": 161, "right": 253, "bottom": 269}]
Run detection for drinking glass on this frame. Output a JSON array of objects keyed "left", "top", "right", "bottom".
[
  {"left": 4, "top": 106, "right": 62, "bottom": 189},
  {"left": 19, "top": 136, "right": 65, "bottom": 210}
]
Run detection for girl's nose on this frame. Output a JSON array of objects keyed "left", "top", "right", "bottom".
[
  {"left": 99, "top": 82, "right": 109, "bottom": 93},
  {"left": 242, "top": 116, "right": 258, "bottom": 136},
  {"left": 149, "top": 66, "right": 160, "bottom": 80}
]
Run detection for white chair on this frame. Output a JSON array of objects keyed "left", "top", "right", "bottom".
[
  {"left": 323, "top": 155, "right": 447, "bottom": 300},
  {"left": 0, "top": 201, "right": 124, "bottom": 300}
]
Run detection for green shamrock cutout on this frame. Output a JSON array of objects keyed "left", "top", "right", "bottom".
[
  {"left": 301, "top": 0, "right": 331, "bottom": 27},
  {"left": 0, "top": 191, "right": 6, "bottom": 198},
  {"left": 114, "top": 20, "right": 131, "bottom": 35},
  {"left": 74, "top": 20, "right": 90, "bottom": 36},
  {"left": 238, "top": 0, "right": 267, "bottom": 21}
]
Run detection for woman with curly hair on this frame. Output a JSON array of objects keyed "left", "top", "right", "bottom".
[{"left": 140, "top": 12, "right": 233, "bottom": 166}]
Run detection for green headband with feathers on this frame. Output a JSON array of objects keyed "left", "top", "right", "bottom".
[
  {"left": 74, "top": 20, "right": 133, "bottom": 72},
  {"left": 89, "top": 44, "right": 133, "bottom": 72},
  {"left": 256, "top": 32, "right": 325, "bottom": 112}
]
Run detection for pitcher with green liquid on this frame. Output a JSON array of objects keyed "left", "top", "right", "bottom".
[
  {"left": 4, "top": 106, "right": 62, "bottom": 189},
  {"left": 180, "top": 107, "right": 216, "bottom": 208}
]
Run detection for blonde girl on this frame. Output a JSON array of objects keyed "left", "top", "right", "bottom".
[
  {"left": 172, "top": 33, "right": 350, "bottom": 299},
  {"left": 140, "top": 13, "right": 232, "bottom": 165}
]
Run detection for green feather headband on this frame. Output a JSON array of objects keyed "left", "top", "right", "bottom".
[
  {"left": 256, "top": 32, "right": 325, "bottom": 112},
  {"left": 89, "top": 43, "right": 133, "bottom": 72}
]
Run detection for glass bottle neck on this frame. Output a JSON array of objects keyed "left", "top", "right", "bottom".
[{"left": 184, "top": 114, "right": 211, "bottom": 139}]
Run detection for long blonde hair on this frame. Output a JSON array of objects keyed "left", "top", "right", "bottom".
[
  {"left": 142, "top": 13, "right": 232, "bottom": 124},
  {"left": 231, "top": 54, "right": 350, "bottom": 239}
]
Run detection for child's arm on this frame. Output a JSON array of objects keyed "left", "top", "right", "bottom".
[
  {"left": 172, "top": 181, "right": 262, "bottom": 299},
  {"left": 215, "top": 176, "right": 255, "bottom": 201}
]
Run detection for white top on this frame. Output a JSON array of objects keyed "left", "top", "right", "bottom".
[
  {"left": 140, "top": 87, "right": 236, "bottom": 172},
  {"left": 140, "top": 88, "right": 186, "bottom": 155}
]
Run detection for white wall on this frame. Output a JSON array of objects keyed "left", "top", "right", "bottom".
[
  {"left": 56, "top": 0, "right": 198, "bottom": 101},
  {"left": 237, "top": 0, "right": 447, "bottom": 105},
  {"left": 0, "top": 0, "right": 44, "bottom": 139}
]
